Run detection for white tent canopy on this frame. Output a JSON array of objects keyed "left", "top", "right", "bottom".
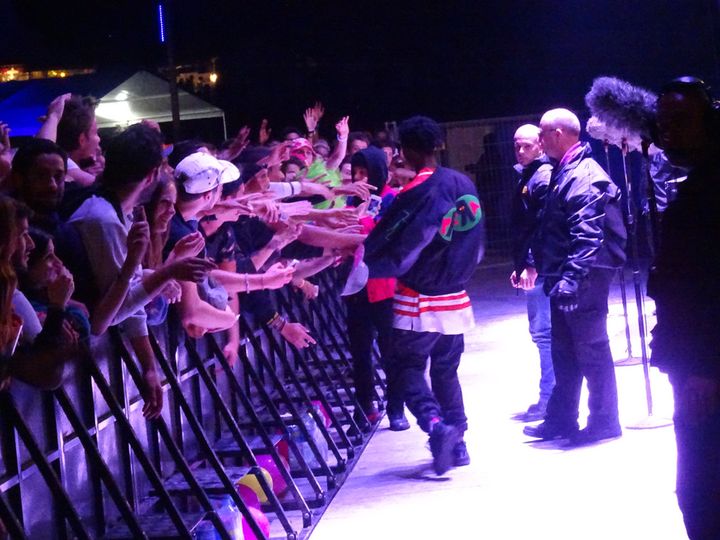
[{"left": 95, "top": 70, "right": 225, "bottom": 133}]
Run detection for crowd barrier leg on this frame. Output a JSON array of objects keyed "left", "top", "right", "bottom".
[
  {"left": 277, "top": 290, "right": 376, "bottom": 432},
  {"left": 0, "top": 268, "right": 391, "bottom": 538},
  {"left": 240, "top": 319, "right": 338, "bottom": 491},
  {"left": 260, "top": 322, "right": 357, "bottom": 459},
  {"left": 204, "top": 333, "right": 325, "bottom": 517},
  {"left": 99, "top": 333, "right": 219, "bottom": 539},
  {"left": 301, "top": 284, "right": 387, "bottom": 407},
  {"left": 52, "top": 387, "right": 147, "bottom": 539},
  {"left": 81, "top": 351, "right": 234, "bottom": 539},
  {"left": 110, "top": 330, "right": 269, "bottom": 540},
  {"left": 0, "top": 393, "right": 91, "bottom": 539},
  {"left": 0, "top": 486, "right": 26, "bottom": 539},
  {"left": 180, "top": 334, "right": 298, "bottom": 539}
]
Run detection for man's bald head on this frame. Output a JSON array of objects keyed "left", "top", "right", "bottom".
[
  {"left": 513, "top": 124, "right": 543, "bottom": 167},
  {"left": 539, "top": 108, "right": 582, "bottom": 160}
]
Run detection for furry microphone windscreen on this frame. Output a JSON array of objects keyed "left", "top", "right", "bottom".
[{"left": 585, "top": 76, "right": 658, "bottom": 147}]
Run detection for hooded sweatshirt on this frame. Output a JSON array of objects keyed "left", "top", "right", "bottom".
[{"left": 351, "top": 147, "right": 398, "bottom": 302}]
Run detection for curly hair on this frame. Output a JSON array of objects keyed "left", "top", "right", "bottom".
[{"left": 398, "top": 115, "right": 444, "bottom": 155}]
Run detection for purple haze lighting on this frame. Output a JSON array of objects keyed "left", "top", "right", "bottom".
[{"left": 157, "top": 3, "right": 166, "bottom": 43}]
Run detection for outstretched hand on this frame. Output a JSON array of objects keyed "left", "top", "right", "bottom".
[
  {"left": 219, "top": 125, "right": 251, "bottom": 161},
  {"left": 46, "top": 93, "right": 72, "bottom": 121},
  {"left": 168, "top": 231, "right": 205, "bottom": 261},
  {"left": 334, "top": 181, "right": 377, "bottom": 201},
  {"left": 260, "top": 262, "right": 295, "bottom": 290},
  {"left": 140, "top": 368, "right": 164, "bottom": 419},
  {"left": 335, "top": 115, "right": 350, "bottom": 139},
  {"left": 281, "top": 322, "right": 316, "bottom": 349},
  {"left": 166, "top": 257, "right": 216, "bottom": 283}
]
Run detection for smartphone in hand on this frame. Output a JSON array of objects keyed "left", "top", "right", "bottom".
[
  {"left": 132, "top": 206, "right": 147, "bottom": 222},
  {"left": 367, "top": 195, "right": 383, "bottom": 218}
]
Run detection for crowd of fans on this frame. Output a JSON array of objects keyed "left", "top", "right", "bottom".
[{"left": 0, "top": 94, "right": 411, "bottom": 422}]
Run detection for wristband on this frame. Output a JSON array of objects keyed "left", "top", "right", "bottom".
[
  {"left": 244, "top": 273, "right": 250, "bottom": 294},
  {"left": 268, "top": 314, "right": 287, "bottom": 332},
  {"left": 337, "top": 135, "right": 347, "bottom": 142}
]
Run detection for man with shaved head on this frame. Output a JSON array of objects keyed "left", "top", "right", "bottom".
[
  {"left": 510, "top": 124, "right": 554, "bottom": 422},
  {"left": 523, "top": 108, "right": 627, "bottom": 446}
]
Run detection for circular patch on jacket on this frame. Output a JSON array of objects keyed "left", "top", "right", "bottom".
[{"left": 440, "top": 194, "right": 482, "bottom": 241}]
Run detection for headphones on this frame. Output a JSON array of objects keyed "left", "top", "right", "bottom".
[{"left": 657, "top": 76, "right": 720, "bottom": 143}]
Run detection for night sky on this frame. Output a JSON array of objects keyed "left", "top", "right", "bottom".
[{"left": 2, "top": 0, "right": 719, "bottom": 135}]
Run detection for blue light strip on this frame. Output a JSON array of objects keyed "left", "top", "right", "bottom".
[{"left": 158, "top": 3, "right": 166, "bottom": 43}]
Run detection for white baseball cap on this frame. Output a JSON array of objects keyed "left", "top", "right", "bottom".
[{"left": 174, "top": 152, "right": 240, "bottom": 194}]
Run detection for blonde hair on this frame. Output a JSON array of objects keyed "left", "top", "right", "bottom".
[{"left": 0, "top": 196, "right": 18, "bottom": 351}]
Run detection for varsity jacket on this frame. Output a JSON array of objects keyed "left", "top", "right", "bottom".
[{"left": 364, "top": 166, "right": 484, "bottom": 296}]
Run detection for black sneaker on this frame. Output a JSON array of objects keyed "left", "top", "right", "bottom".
[
  {"left": 523, "top": 421, "right": 577, "bottom": 440},
  {"left": 428, "top": 422, "right": 460, "bottom": 475},
  {"left": 567, "top": 425, "right": 622, "bottom": 447},
  {"left": 453, "top": 440, "right": 470, "bottom": 467},
  {"left": 388, "top": 413, "right": 410, "bottom": 432}
]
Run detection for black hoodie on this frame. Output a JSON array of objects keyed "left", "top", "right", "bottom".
[{"left": 351, "top": 147, "right": 388, "bottom": 193}]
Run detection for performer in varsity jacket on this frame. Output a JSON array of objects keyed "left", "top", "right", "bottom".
[{"left": 364, "top": 116, "right": 485, "bottom": 475}]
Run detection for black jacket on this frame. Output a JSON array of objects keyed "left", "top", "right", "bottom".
[
  {"left": 648, "top": 161, "right": 720, "bottom": 377},
  {"left": 365, "top": 167, "right": 484, "bottom": 295},
  {"left": 536, "top": 143, "right": 627, "bottom": 284},
  {"left": 511, "top": 157, "right": 552, "bottom": 275}
]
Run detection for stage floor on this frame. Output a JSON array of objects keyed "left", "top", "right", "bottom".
[{"left": 310, "top": 263, "right": 687, "bottom": 540}]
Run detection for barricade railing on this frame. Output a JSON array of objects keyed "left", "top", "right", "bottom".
[{"left": 0, "top": 267, "right": 386, "bottom": 539}]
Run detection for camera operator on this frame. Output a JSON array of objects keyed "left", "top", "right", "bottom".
[{"left": 648, "top": 77, "right": 720, "bottom": 540}]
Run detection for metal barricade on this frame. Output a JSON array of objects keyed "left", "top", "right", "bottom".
[{"left": 0, "top": 268, "right": 385, "bottom": 539}]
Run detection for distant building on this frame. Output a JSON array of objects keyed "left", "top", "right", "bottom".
[{"left": 1, "top": 65, "right": 95, "bottom": 84}]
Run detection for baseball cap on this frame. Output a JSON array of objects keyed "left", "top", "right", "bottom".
[{"left": 174, "top": 152, "right": 240, "bottom": 194}]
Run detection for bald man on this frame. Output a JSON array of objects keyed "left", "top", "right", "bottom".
[
  {"left": 523, "top": 108, "right": 627, "bottom": 446},
  {"left": 510, "top": 124, "right": 555, "bottom": 422}
]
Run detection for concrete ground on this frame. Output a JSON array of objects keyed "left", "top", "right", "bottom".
[{"left": 310, "top": 264, "right": 687, "bottom": 540}]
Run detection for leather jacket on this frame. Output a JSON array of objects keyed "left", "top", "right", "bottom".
[
  {"left": 536, "top": 143, "right": 627, "bottom": 285},
  {"left": 511, "top": 157, "right": 552, "bottom": 276}
]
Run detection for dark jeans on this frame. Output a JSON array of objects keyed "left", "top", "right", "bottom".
[
  {"left": 670, "top": 372, "right": 720, "bottom": 540},
  {"left": 346, "top": 293, "right": 403, "bottom": 415},
  {"left": 527, "top": 277, "right": 554, "bottom": 403},
  {"left": 545, "top": 268, "right": 620, "bottom": 430},
  {"left": 389, "top": 328, "right": 467, "bottom": 433}
]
